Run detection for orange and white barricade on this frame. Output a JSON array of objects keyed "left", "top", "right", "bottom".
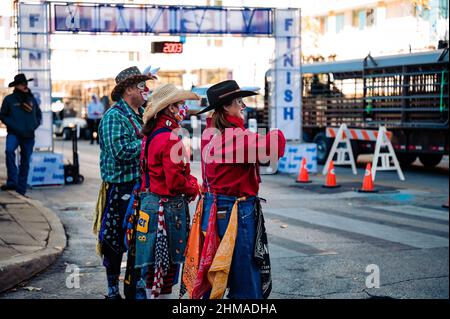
[
  {"left": 323, "top": 124, "right": 358, "bottom": 175},
  {"left": 324, "top": 124, "right": 405, "bottom": 181}
]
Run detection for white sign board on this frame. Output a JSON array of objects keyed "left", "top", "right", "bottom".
[
  {"left": 272, "top": 9, "right": 302, "bottom": 141},
  {"left": 278, "top": 143, "right": 317, "bottom": 174},
  {"left": 27, "top": 152, "right": 65, "bottom": 186}
]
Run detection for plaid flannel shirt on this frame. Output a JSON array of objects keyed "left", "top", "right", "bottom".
[{"left": 99, "top": 99, "right": 144, "bottom": 184}]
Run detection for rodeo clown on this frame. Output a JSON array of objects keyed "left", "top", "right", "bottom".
[
  {"left": 191, "top": 80, "right": 286, "bottom": 299},
  {"left": 93, "top": 66, "right": 155, "bottom": 299},
  {"left": 133, "top": 83, "right": 200, "bottom": 299}
]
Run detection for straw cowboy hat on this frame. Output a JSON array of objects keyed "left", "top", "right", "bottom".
[
  {"left": 196, "top": 80, "right": 258, "bottom": 115},
  {"left": 111, "top": 66, "right": 157, "bottom": 102},
  {"left": 143, "top": 83, "right": 200, "bottom": 124},
  {"left": 8, "top": 73, "right": 34, "bottom": 87}
]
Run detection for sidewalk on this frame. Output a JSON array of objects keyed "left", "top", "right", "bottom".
[{"left": 0, "top": 189, "right": 66, "bottom": 293}]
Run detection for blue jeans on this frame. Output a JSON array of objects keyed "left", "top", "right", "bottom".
[
  {"left": 5, "top": 133, "right": 34, "bottom": 195},
  {"left": 135, "top": 192, "right": 189, "bottom": 268},
  {"left": 201, "top": 193, "right": 263, "bottom": 299},
  {"left": 134, "top": 192, "right": 189, "bottom": 299}
]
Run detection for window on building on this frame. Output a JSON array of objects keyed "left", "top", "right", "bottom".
[
  {"left": 352, "top": 10, "right": 364, "bottom": 29},
  {"left": 352, "top": 8, "right": 375, "bottom": 30},
  {"left": 336, "top": 13, "right": 345, "bottom": 33},
  {"left": 129, "top": 51, "right": 139, "bottom": 61},
  {"left": 359, "top": 10, "right": 366, "bottom": 29},
  {"left": 439, "top": 0, "right": 448, "bottom": 18},
  {"left": 317, "top": 16, "right": 328, "bottom": 34},
  {"left": 413, "top": 0, "right": 431, "bottom": 19}
]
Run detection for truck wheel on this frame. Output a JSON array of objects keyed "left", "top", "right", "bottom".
[
  {"left": 302, "top": 131, "right": 313, "bottom": 143},
  {"left": 313, "top": 132, "right": 332, "bottom": 165},
  {"left": 418, "top": 154, "right": 443, "bottom": 168},
  {"left": 397, "top": 153, "right": 417, "bottom": 167}
]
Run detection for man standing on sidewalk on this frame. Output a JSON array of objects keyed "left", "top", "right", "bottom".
[
  {"left": 86, "top": 94, "right": 104, "bottom": 144},
  {"left": 97, "top": 66, "right": 155, "bottom": 299},
  {"left": 0, "top": 74, "right": 42, "bottom": 196}
]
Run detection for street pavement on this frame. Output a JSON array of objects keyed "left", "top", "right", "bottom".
[
  {"left": 0, "top": 184, "right": 66, "bottom": 293},
  {"left": 0, "top": 137, "right": 448, "bottom": 299}
]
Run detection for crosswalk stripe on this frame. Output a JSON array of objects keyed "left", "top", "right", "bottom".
[
  {"left": 268, "top": 233, "right": 337, "bottom": 256},
  {"left": 366, "top": 206, "right": 449, "bottom": 226},
  {"left": 371, "top": 205, "right": 449, "bottom": 222},
  {"left": 265, "top": 208, "right": 448, "bottom": 249},
  {"left": 321, "top": 207, "right": 448, "bottom": 238},
  {"left": 265, "top": 212, "right": 415, "bottom": 250}
]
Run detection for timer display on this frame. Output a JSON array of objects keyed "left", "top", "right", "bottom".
[{"left": 151, "top": 41, "right": 183, "bottom": 54}]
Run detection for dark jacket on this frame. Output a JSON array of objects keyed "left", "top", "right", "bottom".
[{"left": 0, "top": 90, "right": 42, "bottom": 138}]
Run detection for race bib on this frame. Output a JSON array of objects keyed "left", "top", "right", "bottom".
[{"left": 136, "top": 211, "right": 150, "bottom": 233}]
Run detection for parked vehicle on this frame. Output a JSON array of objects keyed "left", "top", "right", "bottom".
[
  {"left": 54, "top": 117, "right": 90, "bottom": 140},
  {"left": 262, "top": 48, "right": 449, "bottom": 167}
]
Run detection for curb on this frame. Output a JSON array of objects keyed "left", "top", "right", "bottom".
[{"left": 0, "top": 191, "right": 67, "bottom": 293}]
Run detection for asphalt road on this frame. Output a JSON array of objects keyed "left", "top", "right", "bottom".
[{"left": 0, "top": 138, "right": 448, "bottom": 299}]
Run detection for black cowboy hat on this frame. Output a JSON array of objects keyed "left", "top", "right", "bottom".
[
  {"left": 196, "top": 80, "right": 258, "bottom": 115},
  {"left": 8, "top": 73, "right": 34, "bottom": 87}
]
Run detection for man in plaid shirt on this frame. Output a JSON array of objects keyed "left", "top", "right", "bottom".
[{"left": 98, "top": 66, "right": 156, "bottom": 299}]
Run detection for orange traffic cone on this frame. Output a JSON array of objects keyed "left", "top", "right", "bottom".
[
  {"left": 357, "top": 163, "right": 378, "bottom": 193},
  {"left": 323, "top": 161, "right": 340, "bottom": 188},
  {"left": 296, "top": 158, "right": 312, "bottom": 183}
]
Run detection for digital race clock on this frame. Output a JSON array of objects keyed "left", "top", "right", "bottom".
[{"left": 151, "top": 41, "right": 183, "bottom": 54}]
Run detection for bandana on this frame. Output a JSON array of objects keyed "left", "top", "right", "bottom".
[
  {"left": 151, "top": 199, "right": 170, "bottom": 299},
  {"left": 224, "top": 114, "right": 245, "bottom": 129},
  {"left": 192, "top": 197, "right": 220, "bottom": 299},
  {"left": 254, "top": 198, "right": 272, "bottom": 299},
  {"left": 208, "top": 197, "right": 244, "bottom": 299},
  {"left": 13, "top": 88, "right": 34, "bottom": 113},
  {"left": 180, "top": 196, "right": 204, "bottom": 298}
]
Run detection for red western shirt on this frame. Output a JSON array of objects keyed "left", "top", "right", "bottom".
[
  {"left": 201, "top": 115, "right": 286, "bottom": 197},
  {"left": 140, "top": 114, "right": 198, "bottom": 198},
  {"left": 200, "top": 117, "right": 213, "bottom": 193}
]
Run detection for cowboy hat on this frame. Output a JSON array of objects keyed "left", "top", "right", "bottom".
[
  {"left": 196, "top": 80, "right": 258, "bottom": 115},
  {"left": 8, "top": 73, "right": 34, "bottom": 87},
  {"left": 143, "top": 83, "right": 200, "bottom": 124},
  {"left": 111, "top": 66, "right": 157, "bottom": 102}
]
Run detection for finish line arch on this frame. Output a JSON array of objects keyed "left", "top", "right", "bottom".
[{"left": 17, "top": 1, "right": 301, "bottom": 150}]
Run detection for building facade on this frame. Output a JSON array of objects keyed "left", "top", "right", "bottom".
[
  {"left": 301, "top": 0, "right": 449, "bottom": 62},
  {"left": 1, "top": 0, "right": 448, "bottom": 112}
]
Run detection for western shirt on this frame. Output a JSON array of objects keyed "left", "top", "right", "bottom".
[{"left": 99, "top": 99, "right": 144, "bottom": 183}]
